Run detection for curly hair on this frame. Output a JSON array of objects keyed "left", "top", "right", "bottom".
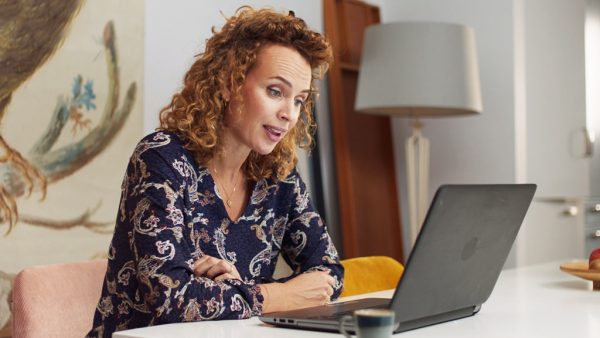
[{"left": 159, "top": 6, "right": 333, "bottom": 181}]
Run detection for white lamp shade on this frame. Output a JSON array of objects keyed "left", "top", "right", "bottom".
[{"left": 355, "top": 21, "right": 483, "bottom": 116}]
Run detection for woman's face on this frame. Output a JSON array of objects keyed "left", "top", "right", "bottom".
[{"left": 225, "top": 44, "right": 312, "bottom": 156}]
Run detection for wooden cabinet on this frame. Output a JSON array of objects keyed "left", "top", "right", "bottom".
[{"left": 323, "top": 0, "right": 404, "bottom": 262}]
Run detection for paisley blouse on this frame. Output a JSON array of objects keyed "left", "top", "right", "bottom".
[{"left": 87, "top": 131, "right": 344, "bottom": 337}]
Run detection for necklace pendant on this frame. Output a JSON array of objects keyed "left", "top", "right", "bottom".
[{"left": 226, "top": 200, "right": 233, "bottom": 208}]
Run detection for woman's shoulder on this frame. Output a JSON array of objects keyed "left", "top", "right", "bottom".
[
  {"left": 273, "top": 167, "right": 307, "bottom": 192},
  {"left": 134, "top": 130, "right": 189, "bottom": 159},
  {"left": 259, "top": 168, "right": 314, "bottom": 214},
  {"left": 130, "top": 130, "right": 199, "bottom": 175},
  {"left": 138, "top": 130, "right": 184, "bottom": 147},
  {"left": 283, "top": 167, "right": 303, "bottom": 183}
]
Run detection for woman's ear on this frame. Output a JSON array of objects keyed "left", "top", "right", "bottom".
[
  {"left": 221, "top": 77, "right": 233, "bottom": 102},
  {"left": 221, "top": 87, "right": 231, "bottom": 102}
]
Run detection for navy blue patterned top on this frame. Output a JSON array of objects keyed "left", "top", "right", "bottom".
[{"left": 87, "top": 131, "right": 344, "bottom": 337}]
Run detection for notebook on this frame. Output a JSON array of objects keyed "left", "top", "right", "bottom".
[{"left": 259, "top": 184, "right": 536, "bottom": 333}]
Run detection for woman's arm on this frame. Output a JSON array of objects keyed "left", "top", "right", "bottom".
[
  {"left": 259, "top": 170, "right": 344, "bottom": 312},
  {"left": 258, "top": 271, "right": 335, "bottom": 312}
]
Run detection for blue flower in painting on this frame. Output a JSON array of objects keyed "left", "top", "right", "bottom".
[
  {"left": 70, "top": 75, "right": 96, "bottom": 111},
  {"left": 68, "top": 75, "right": 96, "bottom": 135},
  {"left": 71, "top": 75, "right": 96, "bottom": 111},
  {"left": 82, "top": 80, "right": 96, "bottom": 111}
]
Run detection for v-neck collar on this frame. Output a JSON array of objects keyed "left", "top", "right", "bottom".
[{"left": 202, "top": 166, "right": 260, "bottom": 224}]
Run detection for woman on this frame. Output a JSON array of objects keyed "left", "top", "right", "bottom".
[{"left": 87, "top": 6, "right": 343, "bottom": 337}]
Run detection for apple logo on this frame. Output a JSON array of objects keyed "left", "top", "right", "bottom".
[{"left": 461, "top": 237, "right": 479, "bottom": 261}]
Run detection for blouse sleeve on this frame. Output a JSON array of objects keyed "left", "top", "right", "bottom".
[
  {"left": 279, "top": 171, "right": 345, "bottom": 299},
  {"left": 126, "top": 146, "right": 263, "bottom": 324}
]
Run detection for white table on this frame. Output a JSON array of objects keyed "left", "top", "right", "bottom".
[{"left": 113, "top": 261, "right": 600, "bottom": 338}]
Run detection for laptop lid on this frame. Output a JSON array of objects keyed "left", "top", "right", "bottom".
[
  {"left": 259, "top": 184, "right": 536, "bottom": 332},
  {"left": 391, "top": 184, "right": 536, "bottom": 324}
]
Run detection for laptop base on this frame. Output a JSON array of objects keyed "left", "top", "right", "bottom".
[{"left": 260, "top": 302, "right": 480, "bottom": 334}]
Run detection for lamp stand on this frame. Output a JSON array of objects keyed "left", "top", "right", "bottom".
[{"left": 405, "top": 118, "right": 429, "bottom": 245}]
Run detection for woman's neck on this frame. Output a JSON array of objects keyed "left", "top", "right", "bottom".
[
  {"left": 214, "top": 137, "right": 250, "bottom": 180},
  {"left": 209, "top": 157, "right": 245, "bottom": 183},
  {"left": 209, "top": 135, "right": 251, "bottom": 218}
]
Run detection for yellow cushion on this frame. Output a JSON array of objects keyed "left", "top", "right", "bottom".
[{"left": 340, "top": 256, "right": 404, "bottom": 297}]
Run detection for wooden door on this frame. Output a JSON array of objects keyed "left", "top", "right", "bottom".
[{"left": 323, "top": 0, "right": 404, "bottom": 262}]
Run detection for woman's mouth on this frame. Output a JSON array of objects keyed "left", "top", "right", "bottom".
[{"left": 264, "top": 125, "right": 286, "bottom": 142}]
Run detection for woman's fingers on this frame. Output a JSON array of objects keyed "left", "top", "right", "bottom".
[
  {"left": 206, "top": 260, "right": 236, "bottom": 279},
  {"left": 193, "top": 255, "right": 240, "bottom": 281},
  {"left": 281, "top": 271, "right": 337, "bottom": 308},
  {"left": 193, "top": 256, "right": 218, "bottom": 276},
  {"left": 214, "top": 272, "right": 236, "bottom": 282},
  {"left": 326, "top": 275, "right": 336, "bottom": 287},
  {"left": 314, "top": 273, "right": 334, "bottom": 303}
]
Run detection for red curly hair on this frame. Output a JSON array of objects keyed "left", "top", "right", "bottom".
[{"left": 159, "top": 6, "right": 333, "bottom": 181}]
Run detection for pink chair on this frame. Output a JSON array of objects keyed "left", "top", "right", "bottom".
[{"left": 11, "top": 259, "right": 107, "bottom": 338}]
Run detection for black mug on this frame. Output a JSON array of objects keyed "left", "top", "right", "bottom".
[{"left": 339, "top": 308, "right": 395, "bottom": 338}]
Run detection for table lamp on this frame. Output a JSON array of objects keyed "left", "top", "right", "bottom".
[{"left": 355, "top": 21, "right": 483, "bottom": 244}]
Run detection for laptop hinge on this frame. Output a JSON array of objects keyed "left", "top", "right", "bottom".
[{"left": 396, "top": 305, "right": 479, "bottom": 333}]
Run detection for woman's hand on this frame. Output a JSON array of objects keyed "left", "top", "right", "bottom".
[
  {"left": 259, "top": 271, "right": 335, "bottom": 313},
  {"left": 193, "top": 255, "right": 241, "bottom": 282}
]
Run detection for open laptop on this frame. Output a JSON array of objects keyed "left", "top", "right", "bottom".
[{"left": 259, "top": 184, "right": 536, "bottom": 333}]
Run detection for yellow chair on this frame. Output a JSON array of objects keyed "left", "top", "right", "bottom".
[{"left": 340, "top": 256, "right": 404, "bottom": 297}]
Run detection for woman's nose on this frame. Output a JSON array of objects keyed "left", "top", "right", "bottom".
[
  {"left": 278, "top": 100, "right": 299, "bottom": 123},
  {"left": 278, "top": 108, "right": 290, "bottom": 121}
]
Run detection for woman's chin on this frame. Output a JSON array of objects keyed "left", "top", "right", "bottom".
[
  {"left": 252, "top": 146, "right": 276, "bottom": 156},
  {"left": 252, "top": 141, "right": 279, "bottom": 155}
]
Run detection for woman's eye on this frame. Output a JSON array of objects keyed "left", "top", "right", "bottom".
[
  {"left": 294, "top": 98, "right": 305, "bottom": 107},
  {"left": 268, "top": 87, "right": 282, "bottom": 97}
]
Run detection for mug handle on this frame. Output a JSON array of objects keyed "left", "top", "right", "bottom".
[{"left": 339, "top": 314, "right": 354, "bottom": 338}]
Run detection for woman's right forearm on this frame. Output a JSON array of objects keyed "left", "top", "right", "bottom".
[{"left": 258, "top": 271, "right": 334, "bottom": 314}]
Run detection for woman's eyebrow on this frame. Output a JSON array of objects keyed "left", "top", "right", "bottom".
[{"left": 269, "top": 76, "right": 311, "bottom": 94}]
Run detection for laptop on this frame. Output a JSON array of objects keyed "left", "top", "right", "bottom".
[{"left": 259, "top": 184, "right": 536, "bottom": 333}]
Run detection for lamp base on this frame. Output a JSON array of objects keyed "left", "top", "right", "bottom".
[{"left": 405, "top": 120, "right": 429, "bottom": 245}]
